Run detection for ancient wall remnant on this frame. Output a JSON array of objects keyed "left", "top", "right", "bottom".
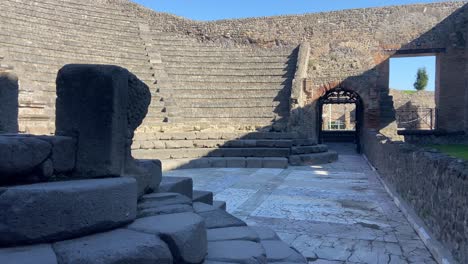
[
  {"left": 362, "top": 131, "right": 468, "bottom": 263},
  {"left": 0, "top": 63, "right": 18, "bottom": 134}
]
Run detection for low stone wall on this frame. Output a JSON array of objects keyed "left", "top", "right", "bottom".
[{"left": 362, "top": 131, "right": 468, "bottom": 263}]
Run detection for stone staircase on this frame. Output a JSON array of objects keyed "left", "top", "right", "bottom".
[
  {"left": 132, "top": 131, "right": 338, "bottom": 170},
  {"left": 140, "top": 29, "right": 297, "bottom": 129},
  {"left": 0, "top": 0, "right": 154, "bottom": 134}
]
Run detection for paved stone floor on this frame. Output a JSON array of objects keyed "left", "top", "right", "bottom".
[{"left": 164, "top": 144, "right": 436, "bottom": 264}]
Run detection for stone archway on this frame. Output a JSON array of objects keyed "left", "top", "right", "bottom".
[{"left": 317, "top": 87, "right": 363, "bottom": 153}]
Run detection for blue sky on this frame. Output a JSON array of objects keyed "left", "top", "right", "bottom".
[
  {"left": 134, "top": 0, "right": 440, "bottom": 91},
  {"left": 132, "top": 0, "right": 453, "bottom": 21},
  {"left": 390, "top": 56, "right": 435, "bottom": 91}
]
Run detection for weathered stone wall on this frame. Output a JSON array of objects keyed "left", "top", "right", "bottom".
[
  {"left": 0, "top": 59, "right": 18, "bottom": 133},
  {"left": 362, "top": 131, "right": 468, "bottom": 263},
  {"left": 124, "top": 1, "right": 466, "bottom": 136}
]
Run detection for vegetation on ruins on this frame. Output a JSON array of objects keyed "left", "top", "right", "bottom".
[
  {"left": 429, "top": 144, "right": 468, "bottom": 160},
  {"left": 413, "top": 67, "right": 429, "bottom": 91}
]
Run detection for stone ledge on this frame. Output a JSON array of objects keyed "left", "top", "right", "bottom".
[
  {"left": 0, "top": 177, "right": 137, "bottom": 246},
  {"left": 53, "top": 228, "right": 172, "bottom": 264}
]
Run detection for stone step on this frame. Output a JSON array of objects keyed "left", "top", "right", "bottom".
[
  {"left": 157, "top": 81, "right": 289, "bottom": 90},
  {"left": 166, "top": 107, "right": 288, "bottom": 118},
  {"left": 291, "top": 144, "right": 328, "bottom": 154},
  {"left": 159, "top": 117, "right": 285, "bottom": 127},
  {"left": 212, "top": 201, "right": 227, "bottom": 211},
  {"left": 20, "top": 0, "right": 131, "bottom": 17},
  {"left": 165, "top": 67, "right": 292, "bottom": 76},
  {"left": 5, "top": 0, "right": 135, "bottom": 24},
  {"left": 289, "top": 151, "right": 339, "bottom": 166},
  {"left": 163, "top": 62, "right": 292, "bottom": 69},
  {"left": 159, "top": 50, "right": 295, "bottom": 58},
  {"left": 168, "top": 75, "right": 288, "bottom": 83},
  {"left": 153, "top": 43, "right": 294, "bottom": 54},
  {"left": 0, "top": 32, "right": 146, "bottom": 57},
  {"left": 4, "top": 45, "right": 147, "bottom": 65},
  {"left": 133, "top": 139, "right": 293, "bottom": 150},
  {"left": 160, "top": 157, "right": 289, "bottom": 171},
  {"left": 158, "top": 176, "right": 193, "bottom": 199},
  {"left": 292, "top": 138, "right": 319, "bottom": 146},
  {"left": 193, "top": 190, "right": 214, "bottom": 205},
  {"left": 162, "top": 56, "right": 291, "bottom": 63},
  {"left": 133, "top": 147, "right": 291, "bottom": 159},
  {"left": 134, "top": 132, "right": 299, "bottom": 141},
  {"left": 159, "top": 89, "right": 289, "bottom": 99},
  {"left": 7, "top": 54, "right": 151, "bottom": 71},
  {"left": 1, "top": 7, "right": 138, "bottom": 37},
  {"left": 2, "top": 41, "right": 147, "bottom": 61},
  {"left": 164, "top": 99, "right": 283, "bottom": 108},
  {"left": 2, "top": 27, "right": 142, "bottom": 50}
]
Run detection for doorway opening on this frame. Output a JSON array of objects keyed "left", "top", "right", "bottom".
[{"left": 318, "top": 88, "right": 363, "bottom": 153}]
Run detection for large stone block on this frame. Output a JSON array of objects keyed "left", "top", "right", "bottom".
[
  {"left": 0, "top": 72, "right": 18, "bottom": 134},
  {"left": 0, "top": 135, "right": 52, "bottom": 184},
  {"left": 53, "top": 229, "right": 172, "bottom": 264},
  {"left": 208, "top": 227, "right": 260, "bottom": 242},
  {"left": 159, "top": 176, "right": 193, "bottom": 198},
  {"left": 130, "top": 159, "right": 162, "bottom": 196},
  {"left": 55, "top": 64, "right": 151, "bottom": 178},
  {"left": 0, "top": 244, "right": 57, "bottom": 264},
  {"left": 261, "top": 240, "right": 306, "bottom": 263},
  {"left": 37, "top": 136, "right": 77, "bottom": 173},
  {"left": 0, "top": 178, "right": 137, "bottom": 246},
  {"left": 206, "top": 240, "right": 267, "bottom": 264},
  {"left": 127, "top": 212, "right": 207, "bottom": 263},
  {"left": 197, "top": 206, "right": 247, "bottom": 229}
]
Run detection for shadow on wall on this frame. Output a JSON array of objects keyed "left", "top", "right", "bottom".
[{"left": 0, "top": 71, "right": 19, "bottom": 133}]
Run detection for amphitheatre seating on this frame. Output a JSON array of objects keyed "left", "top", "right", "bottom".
[
  {"left": 1, "top": 0, "right": 158, "bottom": 133},
  {"left": 142, "top": 29, "right": 297, "bottom": 128},
  {"left": 0, "top": 0, "right": 338, "bottom": 167}
]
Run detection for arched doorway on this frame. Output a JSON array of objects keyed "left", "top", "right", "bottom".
[{"left": 317, "top": 87, "right": 363, "bottom": 153}]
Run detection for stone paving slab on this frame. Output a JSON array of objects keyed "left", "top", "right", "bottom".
[{"left": 164, "top": 144, "right": 437, "bottom": 264}]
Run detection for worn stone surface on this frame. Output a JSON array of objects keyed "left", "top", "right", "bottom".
[
  {"left": 261, "top": 240, "right": 307, "bottom": 263},
  {"left": 37, "top": 136, "right": 76, "bottom": 173},
  {"left": 208, "top": 226, "right": 260, "bottom": 242},
  {"left": 127, "top": 212, "right": 207, "bottom": 263},
  {"left": 206, "top": 240, "right": 267, "bottom": 264},
  {"left": 0, "top": 244, "right": 57, "bottom": 264},
  {"left": 138, "top": 203, "right": 194, "bottom": 218},
  {"left": 56, "top": 64, "right": 150, "bottom": 178},
  {"left": 363, "top": 132, "right": 468, "bottom": 263},
  {"left": 193, "top": 190, "right": 214, "bottom": 204},
  {"left": 159, "top": 176, "right": 193, "bottom": 198},
  {"left": 0, "top": 177, "right": 137, "bottom": 246},
  {"left": 165, "top": 144, "right": 438, "bottom": 263},
  {"left": 250, "top": 226, "right": 280, "bottom": 241},
  {"left": 130, "top": 159, "right": 162, "bottom": 196},
  {"left": 198, "top": 207, "right": 247, "bottom": 229},
  {"left": 0, "top": 135, "right": 51, "bottom": 179},
  {"left": 138, "top": 192, "right": 192, "bottom": 210},
  {"left": 0, "top": 72, "right": 18, "bottom": 134},
  {"left": 53, "top": 229, "right": 172, "bottom": 264}
]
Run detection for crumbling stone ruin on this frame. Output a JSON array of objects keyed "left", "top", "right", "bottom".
[
  {"left": 0, "top": 65, "right": 306, "bottom": 263},
  {"left": 0, "top": 0, "right": 467, "bottom": 263}
]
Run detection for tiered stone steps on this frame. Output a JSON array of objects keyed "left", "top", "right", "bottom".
[
  {"left": 132, "top": 132, "right": 338, "bottom": 170},
  {"left": 0, "top": 0, "right": 157, "bottom": 133},
  {"left": 145, "top": 30, "right": 298, "bottom": 128}
]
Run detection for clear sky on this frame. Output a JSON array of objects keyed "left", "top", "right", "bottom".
[
  {"left": 390, "top": 56, "right": 435, "bottom": 91},
  {"left": 132, "top": 0, "right": 455, "bottom": 21},
  {"left": 133, "top": 0, "right": 442, "bottom": 91}
]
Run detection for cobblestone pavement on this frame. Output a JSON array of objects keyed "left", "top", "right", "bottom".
[{"left": 164, "top": 144, "right": 436, "bottom": 264}]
